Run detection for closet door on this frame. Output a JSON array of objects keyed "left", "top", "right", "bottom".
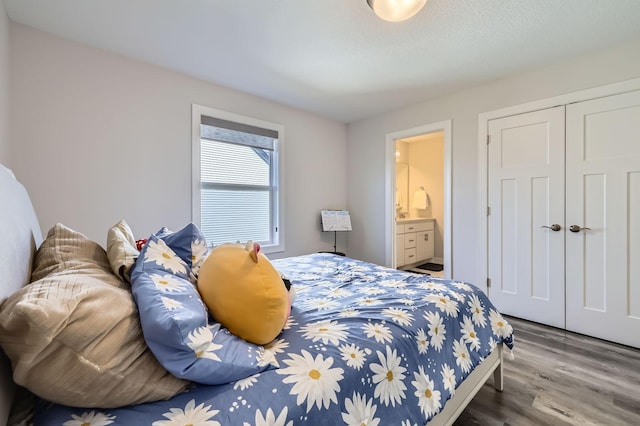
[
  {"left": 566, "top": 90, "right": 640, "bottom": 348},
  {"left": 487, "top": 106, "right": 566, "bottom": 328}
]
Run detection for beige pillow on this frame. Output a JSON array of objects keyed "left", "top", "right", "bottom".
[
  {"left": 29, "top": 223, "right": 117, "bottom": 284},
  {"left": 0, "top": 224, "right": 189, "bottom": 408},
  {"left": 106, "top": 219, "right": 139, "bottom": 283}
]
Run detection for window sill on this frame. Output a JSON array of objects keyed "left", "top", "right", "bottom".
[{"left": 262, "top": 243, "right": 284, "bottom": 255}]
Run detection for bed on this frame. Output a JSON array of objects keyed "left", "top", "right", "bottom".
[{"left": 0, "top": 163, "right": 514, "bottom": 425}]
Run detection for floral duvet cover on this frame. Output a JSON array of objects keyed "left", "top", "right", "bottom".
[{"left": 34, "top": 253, "right": 514, "bottom": 426}]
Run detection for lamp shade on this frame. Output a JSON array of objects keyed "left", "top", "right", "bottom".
[{"left": 367, "top": 0, "right": 427, "bottom": 22}]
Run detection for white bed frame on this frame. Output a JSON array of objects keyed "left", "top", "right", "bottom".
[
  {"left": 431, "top": 344, "right": 503, "bottom": 425},
  {"left": 0, "top": 162, "right": 503, "bottom": 425}
]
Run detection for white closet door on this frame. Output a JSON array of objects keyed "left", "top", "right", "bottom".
[
  {"left": 566, "top": 89, "right": 640, "bottom": 348},
  {"left": 487, "top": 106, "right": 566, "bottom": 328}
]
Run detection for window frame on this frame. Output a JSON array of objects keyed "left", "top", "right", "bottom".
[{"left": 192, "top": 104, "right": 285, "bottom": 254}]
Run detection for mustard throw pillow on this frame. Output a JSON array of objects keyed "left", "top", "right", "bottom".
[
  {"left": 197, "top": 242, "right": 290, "bottom": 345},
  {"left": 130, "top": 225, "right": 271, "bottom": 385}
]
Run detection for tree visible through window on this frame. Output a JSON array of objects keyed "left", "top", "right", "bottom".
[{"left": 192, "top": 106, "right": 283, "bottom": 252}]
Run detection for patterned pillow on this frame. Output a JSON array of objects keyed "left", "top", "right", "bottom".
[
  {"left": 130, "top": 224, "right": 272, "bottom": 385},
  {"left": 0, "top": 224, "right": 190, "bottom": 408},
  {"left": 155, "top": 223, "right": 209, "bottom": 279}
]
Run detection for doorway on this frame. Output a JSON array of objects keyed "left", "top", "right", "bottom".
[{"left": 384, "top": 120, "right": 452, "bottom": 279}]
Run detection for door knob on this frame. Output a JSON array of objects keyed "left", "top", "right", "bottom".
[
  {"left": 569, "top": 225, "right": 591, "bottom": 233},
  {"left": 541, "top": 224, "right": 561, "bottom": 232}
]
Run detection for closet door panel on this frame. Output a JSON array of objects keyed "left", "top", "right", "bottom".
[
  {"left": 487, "top": 106, "right": 565, "bottom": 328},
  {"left": 531, "top": 176, "right": 552, "bottom": 300},
  {"left": 566, "top": 89, "right": 640, "bottom": 348},
  {"left": 582, "top": 174, "right": 606, "bottom": 312},
  {"left": 630, "top": 172, "right": 640, "bottom": 320}
]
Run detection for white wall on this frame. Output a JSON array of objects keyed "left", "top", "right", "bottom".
[
  {"left": 0, "top": 2, "right": 9, "bottom": 166},
  {"left": 10, "top": 23, "right": 348, "bottom": 257},
  {"left": 347, "top": 38, "right": 640, "bottom": 284}
]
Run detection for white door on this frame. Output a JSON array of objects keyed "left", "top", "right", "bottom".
[
  {"left": 566, "top": 90, "right": 640, "bottom": 348},
  {"left": 487, "top": 106, "right": 566, "bottom": 328}
]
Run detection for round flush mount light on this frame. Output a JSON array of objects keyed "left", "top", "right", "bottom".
[{"left": 367, "top": 0, "right": 427, "bottom": 22}]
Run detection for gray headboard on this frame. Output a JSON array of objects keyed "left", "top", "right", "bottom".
[{"left": 0, "top": 164, "right": 42, "bottom": 423}]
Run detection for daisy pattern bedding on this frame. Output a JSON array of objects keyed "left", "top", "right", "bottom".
[{"left": 33, "top": 253, "right": 514, "bottom": 426}]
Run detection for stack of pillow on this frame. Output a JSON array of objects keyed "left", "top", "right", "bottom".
[
  {"left": 0, "top": 223, "right": 189, "bottom": 407},
  {"left": 0, "top": 220, "right": 277, "bottom": 408}
]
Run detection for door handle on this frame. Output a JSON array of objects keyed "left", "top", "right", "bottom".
[
  {"left": 541, "top": 224, "right": 561, "bottom": 232},
  {"left": 569, "top": 225, "right": 591, "bottom": 233}
]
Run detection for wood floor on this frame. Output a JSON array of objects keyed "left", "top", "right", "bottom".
[{"left": 455, "top": 316, "right": 640, "bottom": 426}]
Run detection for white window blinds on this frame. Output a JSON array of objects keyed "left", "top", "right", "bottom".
[{"left": 197, "top": 112, "right": 281, "bottom": 249}]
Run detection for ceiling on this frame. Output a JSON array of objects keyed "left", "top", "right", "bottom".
[{"left": 4, "top": 0, "right": 640, "bottom": 123}]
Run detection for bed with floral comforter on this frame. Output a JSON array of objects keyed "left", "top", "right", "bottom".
[{"left": 33, "top": 253, "right": 514, "bottom": 426}]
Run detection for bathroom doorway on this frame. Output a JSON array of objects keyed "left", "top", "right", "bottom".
[{"left": 384, "top": 121, "right": 451, "bottom": 279}]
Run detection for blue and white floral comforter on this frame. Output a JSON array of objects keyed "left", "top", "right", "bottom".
[{"left": 34, "top": 253, "right": 514, "bottom": 425}]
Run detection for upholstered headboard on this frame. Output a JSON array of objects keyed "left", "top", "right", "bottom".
[{"left": 0, "top": 164, "right": 42, "bottom": 423}]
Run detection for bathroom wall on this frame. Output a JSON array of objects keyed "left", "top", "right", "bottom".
[{"left": 408, "top": 133, "right": 444, "bottom": 261}]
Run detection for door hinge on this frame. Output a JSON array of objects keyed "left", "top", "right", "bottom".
[
  {"left": 487, "top": 206, "right": 491, "bottom": 216},
  {"left": 487, "top": 278, "right": 491, "bottom": 288},
  {"left": 486, "top": 134, "right": 490, "bottom": 144}
]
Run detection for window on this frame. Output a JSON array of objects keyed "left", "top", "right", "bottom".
[{"left": 192, "top": 105, "right": 284, "bottom": 253}]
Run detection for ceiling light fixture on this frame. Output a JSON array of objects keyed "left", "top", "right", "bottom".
[{"left": 367, "top": 0, "right": 427, "bottom": 22}]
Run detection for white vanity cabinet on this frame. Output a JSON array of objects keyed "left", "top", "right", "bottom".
[
  {"left": 396, "top": 219, "right": 435, "bottom": 268},
  {"left": 396, "top": 225, "right": 405, "bottom": 266}
]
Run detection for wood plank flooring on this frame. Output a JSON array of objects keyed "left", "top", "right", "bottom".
[{"left": 455, "top": 316, "right": 640, "bottom": 426}]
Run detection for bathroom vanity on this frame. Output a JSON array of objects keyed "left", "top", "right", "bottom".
[{"left": 396, "top": 218, "right": 435, "bottom": 268}]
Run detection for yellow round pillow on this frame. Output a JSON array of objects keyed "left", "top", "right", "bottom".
[{"left": 197, "top": 242, "right": 289, "bottom": 345}]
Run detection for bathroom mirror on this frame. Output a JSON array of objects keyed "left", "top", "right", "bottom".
[{"left": 395, "top": 162, "right": 409, "bottom": 218}]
